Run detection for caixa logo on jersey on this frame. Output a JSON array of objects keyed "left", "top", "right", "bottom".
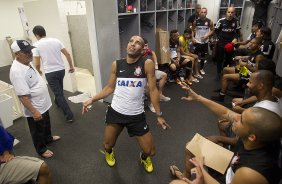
[{"left": 117, "top": 80, "right": 143, "bottom": 87}]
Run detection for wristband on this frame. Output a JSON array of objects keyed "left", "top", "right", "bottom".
[{"left": 156, "top": 112, "right": 163, "bottom": 117}]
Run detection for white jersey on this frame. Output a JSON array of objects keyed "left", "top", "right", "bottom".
[
  {"left": 254, "top": 98, "right": 282, "bottom": 118},
  {"left": 195, "top": 18, "right": 212, "bottom": 43},
  {"left": 9, "top": 60, "right": 52, "bottom": 117},
  {"left": 32, "top": 38, "right": 65, "bottom": 73},
  {"left": 111, "top": 58, "right": 147, "bottom": 116}
]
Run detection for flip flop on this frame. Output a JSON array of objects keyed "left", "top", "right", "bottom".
[
  {"left": 191, "top": 78, "right": 199, "bottom": 83},
  {"left": 169, "top": 165, "right": 184, "bottom": 179},
  {"left": 41, "top": 150, "right": 53, "bottom": 158},
  {"left": 52, "top": 136, "right": 61, "bottom": 142}
]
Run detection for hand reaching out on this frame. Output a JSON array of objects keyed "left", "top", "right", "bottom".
[
  {"left": 179, "top": 83, "right": 201, "bottom": 101},
  {"left": 82, "top": 98, "right": 93, "bottom": 114}
]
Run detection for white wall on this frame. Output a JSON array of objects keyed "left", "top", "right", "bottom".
[
  {"left": 0, "top": 40, "right": 13, "bottom": 67},
  {"left": 0, "top": 0, "right": 28, "bottom": 39},
  {"left": 23, "top": 0, "right": 77, "bottom": 92},
  {"left": 0, "top": 0, "right": 35, "bottom": 67},
  {"left": 64, "top": 1, "right": 86, "bottom": 15}
]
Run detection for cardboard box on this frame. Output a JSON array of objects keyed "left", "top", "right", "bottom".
[
  {"left": 186, "top": 133, "right": 234, "bottom": 174},
  {"left": 155, "top": 29, "right": 170, "bottom": 64}
]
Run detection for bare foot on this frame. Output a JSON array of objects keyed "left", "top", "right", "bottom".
[{"left": 41, "top": 150, "right": 53, "bottom": 158}]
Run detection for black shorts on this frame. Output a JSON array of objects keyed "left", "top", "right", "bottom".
[
  {"left": 105, "top": 106, "right": 149, "bottom": 137},
  {"left": 194, "top": 43, "right": 208, "bottom": 56},
  {"left": 170, "top": 57, "right": 192, "bottom": 67},
  {"left": 235, "top": 68, "right": 250, "bottom": 84}
]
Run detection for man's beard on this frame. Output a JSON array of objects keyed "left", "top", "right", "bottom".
[
  {"left": 248, "top": 88, "right": 258, "bottom": 97},
  {"left": 127, "top": 52, "right": 140, "bottom": 59}
]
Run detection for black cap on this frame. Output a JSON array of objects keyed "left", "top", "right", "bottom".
[{"left": 11, "top": 40, "right": 35, "bottom": 53}]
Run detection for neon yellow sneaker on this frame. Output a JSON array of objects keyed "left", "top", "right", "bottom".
[
  {"left": 101, "top": 149, "right": 116, "bottom": 167},
  {"left": 140, "top": 153, "right": 153, "bottom": 173}
]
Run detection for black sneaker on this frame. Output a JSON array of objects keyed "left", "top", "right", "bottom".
[
  {"left": 211, "top": 95, "right": 225, "bottom": 102},
  {"left": 66, "top": 117, "right": 74, "bottom": 123}
]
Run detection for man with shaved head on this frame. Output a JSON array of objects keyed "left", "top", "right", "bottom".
[
  {"left": 82, "top": 36, "right": 170, "bottom": 173},
  {"left": 169, "top": 85, "right": 282, "bottom": 184},
  {"left": 214, "top": 7, "right": 241, "bottom": 80}
]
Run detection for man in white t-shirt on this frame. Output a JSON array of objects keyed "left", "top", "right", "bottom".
[
  {"left": 9, "top": 40, "right": 60, "bottom": 158},
  {"left": 32, "top": 25, "right": 74, "bottom": 122}
]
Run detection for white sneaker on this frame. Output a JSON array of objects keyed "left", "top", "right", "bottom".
[
  {"left": 194, "top": 74, "right": 203, "bottom": 79},
  {"left": 200, "top": 69, "right": 205, "bottom": 75},
  {"left": 160, "top": 95, "right": 171, "bottom": 101},
  {"left": 148, "top": 103, "right": 156, "bottom": 113}
]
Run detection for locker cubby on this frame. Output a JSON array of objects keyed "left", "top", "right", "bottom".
[
  {"left": 156, "top": 11, "right": 168, "bottom": 30},
  {"left": 140, "top": 0, "right": 155, "bottom": 12},
  {"left": 178, "top": 0, "right": 185, "bottom": 9},
  {"left": 168, "top": 10, "right": 177, "bottom": 31},
  {"left": 167, "top": 0, "right": 178, "bottom": 9},
  {"left": 127, "top": 0, "right": 139, "bottom": 12},
  {"left": 218, "top": 0, "right": 245, "bottom": 23},
  {"left": 186, "top": 0, "right": 192, "bottom": 8},
  {"left": 141, "top": 13, "right": 156, "bottom": 49},
  {"left": 178, "top": 10, "right": 185, "bottom": 34},
  {"left": 118, "top": 14, "right": 139, "bottom": 58},
  {"left": 117, "top": 0, "right": 127, "bottom": 14},
  {"left": 232, "top": 0, "right": 244, "bottom": 7},
  {"left": 116, "top": 0, "right": 196, "bottom": 56}
]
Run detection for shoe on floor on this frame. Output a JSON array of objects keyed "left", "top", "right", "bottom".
[
  {"left": 184, "top": 79, "right": 192, "bottom": 86},
  {"left": 140, "top": 153, "right": 153, "bottom": 173},
  {"left": 160, "top": 94, "right": 171, "bottom": 101},
  {"left": 200, "top": 69, "right": 205, "bottom": 75},
  {"left": 191, "top": 78, "right": 199, "bottom": 83},
  {"left": 148, "top": 103, "right": 156, "bottom": 113},
  {"left": 175, "top": 78, "right": 181, "bottom": 85},
  {"left": 194, "top": 74, "right": 203, "bottom": 79},
  {"left": 66, "top": 117, "right": 74, "bottom": 123},
  {"left": 168, "top": 78, "right": 175, "bottom": 83},
  {"left": 104, "top": 149, "right": 115, "bottom": 167},
  {"left": 211, "top": 95, "right": 225, "bottom": 102}
]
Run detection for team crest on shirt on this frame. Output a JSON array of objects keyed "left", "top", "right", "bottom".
[
  {"left": 230, "top": 153, "right": 240, "bottom": 168},
  {"left": 134, "top": 66, "right": 142, "bottom": 76},
  {"left": 205, "top": 21, "right": 208, "bottom": 25},
  {"left": 22, "top": 41, "right": 29, "bottom": 46}
]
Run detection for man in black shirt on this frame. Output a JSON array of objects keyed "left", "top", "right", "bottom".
[
  {"left": 256, "top": 27, "right": 275, "bottom": 59},
  {"left": 214, "top": 7, "right": 241, "bottom": 79},
  {"left": 170, "top": 86, "right": 282, "bottom": 184},
  {"left": 250, "top": 0, "right": 272, "bottom": 26},
  {"left": 211, "top": 37, "right": 262, "bottom": 102},
  {"left": 187, "top": 4, "right": 201, "bottom": 28}
]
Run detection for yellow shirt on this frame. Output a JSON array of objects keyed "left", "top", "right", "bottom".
[{"left": 179, "top": 35, "right": 190, "bottom": 53}]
